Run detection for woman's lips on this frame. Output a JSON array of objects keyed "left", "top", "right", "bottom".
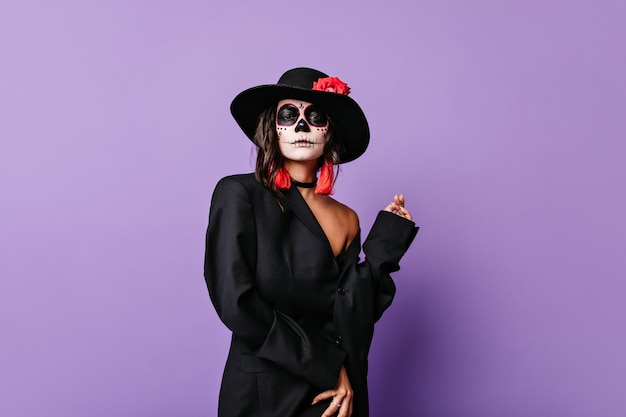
[{"left": 289, "top": 139, "right": 320, "bottom": 146}]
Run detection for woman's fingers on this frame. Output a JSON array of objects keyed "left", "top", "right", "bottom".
[
  {"left": 383, "top": 194, "right": 412, "bottom": 221},
  {"left": 320, "top": 393, "right": 353, "bottom": 417},
  {"left": 312, "top": 390, "right": 335, "bottom": 405},
  {"left": 383, "top": 202, "right": 397, "bottom": 212},
  {"left": 321, "top": 401, "right": 339, "bottom": 417},
  {"left": 336, "top": 391, "right": 353, "bottom": 417},
  {"left": 317, "top": 366, "right": 353, "bottom": 416},
  {"left": 387, "top": 195, "right": 406, "bottom": 210},
  {"left": 398, "top": 206, "right": 413, "bottom": 221}
]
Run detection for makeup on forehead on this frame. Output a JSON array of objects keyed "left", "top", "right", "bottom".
[
  {"left": 279, "top": 99, "right": 308, "bottom": 108},
  {"left": 276, "top": 102, "right": 328, "bottom": 128}
]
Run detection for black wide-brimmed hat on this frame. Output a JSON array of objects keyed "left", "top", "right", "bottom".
[{"left": 230, "top": 67, "right": 370, "bottom": 163}]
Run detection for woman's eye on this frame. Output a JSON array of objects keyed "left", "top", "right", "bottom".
[
  {"left": 280, "top": 113, "right": 297, "bottom": 123},
  {"left": 277, "top": 106, "right": 300, "bottom": 125},
  {"left": 306, "top": 109, "right": 327, "bottom": 126}
]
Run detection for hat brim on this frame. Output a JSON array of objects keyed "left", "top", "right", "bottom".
[{"left": 230, "top": 85, "right": 369, "bottom": 164}]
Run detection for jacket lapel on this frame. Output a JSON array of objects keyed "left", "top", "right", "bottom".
[
  {"left": 283, "top": 186, "right": 334, "bottom": 257},
  {"left": 283, "top": 186, "right": 363, "bottom": 278}
]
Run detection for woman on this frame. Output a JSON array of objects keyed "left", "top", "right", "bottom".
[{"left": 204, "top": 67, "right": 418, "bottom": 417}]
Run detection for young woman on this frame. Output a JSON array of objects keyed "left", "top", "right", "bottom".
[{"left": 204, "top": 67, "right": 418, "bottom": 417}]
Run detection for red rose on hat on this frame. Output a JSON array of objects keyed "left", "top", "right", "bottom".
[{"left": 312, "top": 76, "right": 351, "bottom": 95}]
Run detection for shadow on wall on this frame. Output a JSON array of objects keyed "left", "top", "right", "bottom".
[{"left": 369, "top": 266, "right": 482, "bottom": 417}]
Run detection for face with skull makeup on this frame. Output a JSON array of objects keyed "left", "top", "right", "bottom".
[{"left": 276, "top": 99, "right": 329, "bottom": 162}]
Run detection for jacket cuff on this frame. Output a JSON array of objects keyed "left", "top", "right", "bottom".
[{"left": 370, "top": 210, "right": 419, "bottom": 248}]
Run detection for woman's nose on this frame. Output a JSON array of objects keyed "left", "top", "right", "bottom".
[{"left": 294, "top": 119, "right": 310, "bottom": 132}]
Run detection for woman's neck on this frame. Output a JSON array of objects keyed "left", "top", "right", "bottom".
[{"left": 283, "top": 160, "right": 318, "bottom": 183}]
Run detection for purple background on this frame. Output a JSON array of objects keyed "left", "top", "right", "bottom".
[{"left": 2, "top": 0, "right": 625, "bottom": 416}]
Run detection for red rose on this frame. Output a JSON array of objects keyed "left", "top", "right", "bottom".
[{"left": 312, "top": 76, "right": 351, "bottom": 95}]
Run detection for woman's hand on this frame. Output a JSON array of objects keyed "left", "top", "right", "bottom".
[
  {"left": 312, "top": 366, "right": 353, "bottom": 417},
  {"left": 384, "top": 194, "right": 412, "bottom": 221}
]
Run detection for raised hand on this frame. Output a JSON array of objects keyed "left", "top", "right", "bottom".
[{"left": 384, "top": 194, "right": 412, "bottom": 221}]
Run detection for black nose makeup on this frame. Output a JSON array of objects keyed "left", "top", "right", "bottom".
[{"left": 294, "top": 118, "right": 310, "bottom": 132}]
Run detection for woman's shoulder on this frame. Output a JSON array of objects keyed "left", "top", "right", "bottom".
[
  {"left": 325, "top": 197, "right": 360, "bottom": 235},
  {"left": 211, "top": 173, "right": 265, "bottom": 204}
]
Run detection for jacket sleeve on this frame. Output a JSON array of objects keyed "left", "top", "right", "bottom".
[
  {"left": 204, "top": 176, "right": 346, "bottom": 390},
  {"left": 361, "top": 210, "right": 418, "bottom": 321}
]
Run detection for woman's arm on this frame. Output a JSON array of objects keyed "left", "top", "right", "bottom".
[{"left": 363, "top": 194, "right": 418, "bottom": 321}]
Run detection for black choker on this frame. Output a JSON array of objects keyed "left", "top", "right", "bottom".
[{"left": 291, "top": 178, "right": 318, "bottom": 188}]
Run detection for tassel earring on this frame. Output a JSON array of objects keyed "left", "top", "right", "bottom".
[
  {"left": 272, "top": 165, "right": 291, "bottom": 190},
  {"left": 315, "top": 159, "right": 335, "bottom": 195}
]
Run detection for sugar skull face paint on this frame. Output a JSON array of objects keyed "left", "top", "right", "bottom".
[
  {"left": 276, "top": 99, "right": 328, "bottom": 162},
  {"left": 277, "top": 103, "right": 328, "bottom": 128}
]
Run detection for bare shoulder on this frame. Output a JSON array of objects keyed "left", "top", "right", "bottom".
[
  {"left": 325, "top": 197, "right": 360, "bottom": 236},
  {"left": 308, "top": 195, "right": 360, "bottom": 254}
]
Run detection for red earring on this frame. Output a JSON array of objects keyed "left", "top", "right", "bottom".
[
  {"left": 315, "top": 159, "right": 334, "bottom": 195},
  {"left": 272, "top": 165, "right": 291, "bottom": 190}
]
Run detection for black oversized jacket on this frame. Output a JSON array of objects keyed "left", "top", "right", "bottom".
[{"left": 204, "top": 174, "right": 418, "bottom": 417}]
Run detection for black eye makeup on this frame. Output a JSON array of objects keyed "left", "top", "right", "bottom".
[
  {"left": 304, "top": 106, "right": 328, "bottom": 127},
  {"left": 276, "top": 103, "right": 328, "bottom": 127},
  {"left": 277, "top": 104, "right": 300, "bottom": 126}
]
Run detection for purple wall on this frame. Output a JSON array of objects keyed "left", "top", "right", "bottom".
[{"left": 2, "top": 1, "right": 625, "bottom": 416}]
